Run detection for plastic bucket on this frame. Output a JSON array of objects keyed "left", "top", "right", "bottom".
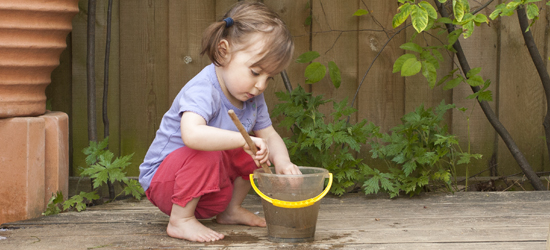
[{"left": 250, "top": 167, "right": 332, "bottom": 243}]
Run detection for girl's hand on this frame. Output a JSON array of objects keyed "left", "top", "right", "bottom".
[
  {"left": 276, "top": 162, "right": 302, "bottom": 188},
  {"left": 275, "top": 162, "right": 301, "bottom": 175},
  {"left": 243, "top": 136, "right": 271, "bottom": 167}
]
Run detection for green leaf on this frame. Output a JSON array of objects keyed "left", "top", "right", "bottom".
[
  {"left": 411, "top": 5, "right": 429, "bottom": 33},
  {"left": 437, "top": 17, "right": 453, "bottom": 24},
  {"left": 393, "top": 3, "right": 412, "bottom": 28},
  {"left": 305, "top": 62, "right": 326, "bottom": 84},
  {"left": 443, "top": 75, "right": 464, "bottom": 90},
  {"left": 526, "top": 4, "right": 539, "bottom": 20},
  {"left": 421, "top": 61, "right": 437, "bottom": 88},
  {"left": 393, "top": 54, "right": 417, "bottom": 73},
  {"left": 353, "top": 9, "right": 369, "bottom": 16},
  {"left": 431, "top": 49, "right": 444, "bottom": 61},
  {"left": 506, "top": 1, "right": 521, "bottom": 9},
  {"left": 489, "top": 8, "right": 502, "bottom": 20},
  {"left": 400, "top": 42, "right": 423, "bottom": 53},
  {"left": 477, "top": 90, "right": 493, "bottom": 102},
  {"left": 453, "top": 0, "right": 466, "bottom": 22},
  {"left": 466, "top": 67, "right": 482, "bottom": 78},
  {"left": 474, "top": 13, "right": 488, "bottom": 24},
  {"left": 296, "top": 51, "right": 320, "bottom": 63},
  {"left": 401, "top": 58, "right": 422, "bottom": 76},
  {"left": 123, "top": 179, "right": 144, "bottom": 200},
  {"left": 447, "top": 29, "right": 463, "bottom": 46},
  {"left": 304, "top": 15, "right": 312, "bottom": 26},
  {"left": 328, "top": 61, "right": 341, "bottom": 89},
  {"left": 419, "top": 1, "right": 438, "bottom": 19},
  {"left": 466, "top": 75, "right": 484, "bottom": 87},
  {"left": 462, "top": 20, "right": 475, "bottom": 39},
  {"left": 403, "top": 160, "right": 417, "bottom": 176}
]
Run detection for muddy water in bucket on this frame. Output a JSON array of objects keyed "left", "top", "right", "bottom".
[{"left": 252, "top": 167, "right": 330, "bottom": 243}]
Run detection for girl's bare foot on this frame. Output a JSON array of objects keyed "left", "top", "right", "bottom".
[
  {"left": 215, "top": 206, "right": 266, "bottom": 227},
  {"left": 167, "top": 215, "right": 224, "bottom": 242}
]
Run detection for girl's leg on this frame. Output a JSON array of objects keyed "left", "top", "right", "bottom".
[
  {"left": 167, "top": 197, "right": 224, "bottom": 242},
  {"left": 147, "top": 147, "right": 230, "bottom": 242},
  {"left": 215, "top": 176, "right": 266, "bottom": 227}
]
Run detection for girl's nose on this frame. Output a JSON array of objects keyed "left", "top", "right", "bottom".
[{"left": 255, "top": 78, "right": 268, "bottom": 91}]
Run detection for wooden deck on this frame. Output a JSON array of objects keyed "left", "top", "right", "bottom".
[{"left": 1, "top": 191, "right": 550, "bottom": 249}]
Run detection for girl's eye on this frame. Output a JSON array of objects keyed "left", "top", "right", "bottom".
[{"left": 251, "top": 70, "right": 260, "bottom": 76}]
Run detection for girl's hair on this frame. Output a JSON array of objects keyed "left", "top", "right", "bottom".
[{"left": 201, "top": 2, "right": 294, "bottom": 75}]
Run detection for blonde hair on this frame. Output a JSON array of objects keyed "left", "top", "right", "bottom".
[{"left": 200, "top": 2, "right": 294, "bottom": 75}]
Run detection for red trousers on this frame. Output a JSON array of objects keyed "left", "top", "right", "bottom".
[{"left": 145, "top": 147, "right": 257, "bottom": 219}]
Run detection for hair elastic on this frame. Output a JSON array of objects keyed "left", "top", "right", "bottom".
[{"left": 223, "top": 17, "right": 234, "bottom": 28}]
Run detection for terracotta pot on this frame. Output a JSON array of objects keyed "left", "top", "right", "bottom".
[{"left": 0, "top": 0, "right": 79, "bottom": 118}]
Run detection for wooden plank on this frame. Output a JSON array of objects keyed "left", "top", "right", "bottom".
[
  {"left": 263, "top": 0, "right": 310, "bottom": 138},
  {"left": 310, "top": 0, "right": 359, "bottom": 123},
  {"left": 168, "top": 0, "right": 215, "bottom": 102},
  {"left": 497, "top": 2, "right": 546, "bottom": 176},
  {"left": 451, "top": 1, "right": 498, "bottom": 177},
  {"left": 119, "top": 0, "right": 169, "bottom": 176},
  {"left": 404, "top": 1, "right": 453, "bottom": 123},
  {"left": 2, "top": 192, "right": 549, "bottom": 249},
  {"left": 69, "top": 1, "right": 90, "bottom": 175},
  {"left": 357, "top": 1, "right": 406, "bottom": 171},
  {"left": 357, "top": 1, "right": 405, "bottom": 133}
]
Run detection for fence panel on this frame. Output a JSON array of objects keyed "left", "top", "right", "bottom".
[{"left": 47, "top": 0, "right": 550, "bottom": 179}]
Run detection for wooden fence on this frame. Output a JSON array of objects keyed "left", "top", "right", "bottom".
[{"left": 47, "top": 0, "right": 550, "bottom": 178}]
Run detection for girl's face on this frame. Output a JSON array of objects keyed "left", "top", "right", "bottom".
[{"left": 215, "top": 34, "right": 275, "bottom": 109}]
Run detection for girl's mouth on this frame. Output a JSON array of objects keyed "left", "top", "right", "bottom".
[{"left": 246, "top": 93, "right": 255, "bottom": 99}]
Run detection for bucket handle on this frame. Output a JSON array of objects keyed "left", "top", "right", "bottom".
[{"left": 249, "top": 173, "right": 333, "bottom": 209}]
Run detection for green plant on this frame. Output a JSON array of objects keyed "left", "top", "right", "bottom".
[
  {"left": 272, "top": 85, "right": 376, "bottom": 196},
  {"left": 364, "top": 101, "right": 482, "bottom": 198},
  {"left": 386, "top": 0, "right": 549, "bottom": 189},
  {"left": 43, "top": 137, "right": 143, "bottom": 216}
]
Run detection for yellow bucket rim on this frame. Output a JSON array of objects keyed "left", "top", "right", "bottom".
[{"left": 249, "top": 172, "right": 333, "bottom": 209}]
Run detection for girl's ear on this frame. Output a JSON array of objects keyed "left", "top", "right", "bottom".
[{"left": 218, "top": 39, "right": 231, "bottom": 62}]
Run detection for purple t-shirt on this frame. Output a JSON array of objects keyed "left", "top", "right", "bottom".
[{"left": 138, "top": 64, "right": 272, "bottom": 191}]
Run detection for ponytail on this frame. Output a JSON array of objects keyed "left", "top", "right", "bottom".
[{"left": 200, "top": 2, "right": 294, "bottom": 74}]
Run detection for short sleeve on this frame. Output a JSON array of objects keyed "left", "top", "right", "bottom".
[
  {"left": 252, "top": 93, "right": 272, "bottom": 131},
  {"left": 178, "top": 83, "right": 220, "bottom": 123}
]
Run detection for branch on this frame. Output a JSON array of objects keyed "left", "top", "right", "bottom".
[
  {"left": 516, "top": 6, "right": 550, "bottom": 186},
  {"left": 435, "top": 2, "right": 545, "bottom": 190},
  {"left": 472, "top": 0, "right": 496, "bottom": 15},
  {"left": 87, "top": 0, "right": 97, "bottom": 143}
]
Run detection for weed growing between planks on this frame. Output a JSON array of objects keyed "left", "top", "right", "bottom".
[{"left": 43, "top": 137, "right": 144, "bottom": 215}]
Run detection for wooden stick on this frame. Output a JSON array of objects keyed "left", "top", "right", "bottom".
[{"left": 228, "top": 110, "right": 272, "bottom": 174}]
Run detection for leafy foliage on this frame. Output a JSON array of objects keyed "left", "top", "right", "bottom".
[
  {"left": 365, "top": 101, "right": 482, "bottom": 198},
  {"left": 79, "top": 137, "right": 143, "bottom": 200},
  {"left": 43, "top": 191, "right": 65, "bottom": 216},
  {"left": 296, "top": 51, "right": 341, "bottom": 89},
  {"left": 272, "top": 86, "right": 376, "bottom": 195},
  {"left": 43, "top": 137, "right": 143, "bottom": 216},
  {"left": 389, "top": 0, "right": 493, "bottom": 102},
  {"left": 63, "top": 191, "right": 100, "bottom": 212}
]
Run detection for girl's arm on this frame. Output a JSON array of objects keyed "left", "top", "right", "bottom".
[
  {"left": 180, "top": 111, "right": 270, "bottom": 164},
  {"left": 254, "top": 125, "right": 301, "bottom": 175}
]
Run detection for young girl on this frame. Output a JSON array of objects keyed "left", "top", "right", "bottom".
[{"left": 138, "top": 2, "right": 300, "bottom": 243}]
